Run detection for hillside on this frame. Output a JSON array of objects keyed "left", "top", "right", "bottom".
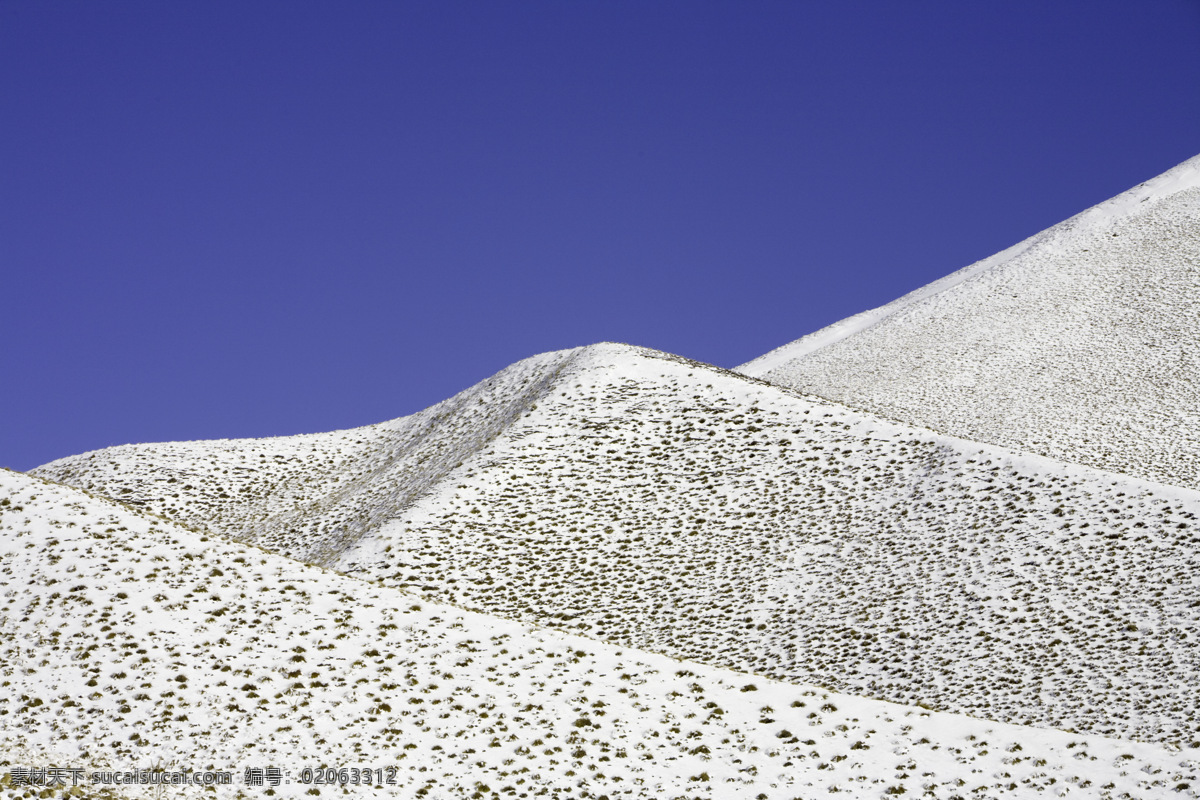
[
  {"left": 33, "top": 347, "right": 580, "bottom": 565},
  {"left": 34, "top": 344, "right": 1200, "bottom": 749},
  {"left": 738, "top": 153, "right": 1200, "bottom": 491},
  {"left": 11, "top": 469, "right": 1195, "bottom": 798}
]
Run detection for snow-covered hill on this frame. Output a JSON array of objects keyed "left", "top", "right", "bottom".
[
  {"left": 34, "top": 344, "right": 1200, "bottom": 749},
  {"left": 738, "top": 153, "right": 1200, "bottom": 491},
  {"left": 12, "top": 469, "right": 1194, "bottom": 799},
  {"left": 20, "top": 153, "right": 1200, "bottom": 796},
  {"left": 34, "top": 348, "right": 579, "bottom": 565}
]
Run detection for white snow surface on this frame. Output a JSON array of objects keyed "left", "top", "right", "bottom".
[
  {"left": 33, "top": 343, "right": 1200, "bottom": 751},
  {"left": 9, "top": 468, "right": 1196, "bottom": 799},
  {"left": 738, "top": 153, "right": 1200, "bottom": 490},
  {"left": 36, "top": 348, "right": 579, "bottom": 565}
]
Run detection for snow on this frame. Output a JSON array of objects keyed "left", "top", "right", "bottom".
[
  {"left": 736, "top": 152, "right": 1200, "bottom": 492},
  {"left": 32, "top": 343, "right": 1200, "bottom": 750},
  {"left": 3, "top": 468, "right": 1195, "bottom": 798},
  {"left": 740, "top": 153, "right": 1200, "bottom": 376}
]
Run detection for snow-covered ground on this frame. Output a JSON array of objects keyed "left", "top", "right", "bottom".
[
  {"left": 738, "top": 153, "right": 1200, "bottom": 492},
  {"left": 34, "top": 344, "right": 1200, "bottom": 749},
  {"left": 13, "top": 154, "right": 1200, "bottom": 799},
  {"left": 3, "top": 468, "right": 1195, "bottom": 799},
  {"left": 34, "top": 348, "right": 579, "bottom": 566}
]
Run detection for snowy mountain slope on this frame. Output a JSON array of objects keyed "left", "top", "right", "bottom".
[
  {"left": 737, "top": 153, "right": 1200, "bottom": 491},
  {"left": 35, "top": 344, "right": 1200, "bottom": 748},
  {"left": 34, "top": 348, "right": 579, "bottom": 564},
  {"left": 11, "top": 472, "right": 1193, "bottom": 799}
]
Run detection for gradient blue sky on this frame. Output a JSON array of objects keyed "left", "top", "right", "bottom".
[{"left": 4, "top": 1, "right": 1200, "bottom": 471}]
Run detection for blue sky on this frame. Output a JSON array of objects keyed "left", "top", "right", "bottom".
[{"left": 3, "top": 1, "right": 1199, "bottom": 471}]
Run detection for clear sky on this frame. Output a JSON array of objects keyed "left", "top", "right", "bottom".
[{"left": 3, "top": 1, "right": 1199, "bottom": 471}]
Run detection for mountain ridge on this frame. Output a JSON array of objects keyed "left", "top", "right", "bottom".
[
  {"left": 34, "top": 346, "right": 583, "bottom": 564},
  {"left": 740, "top": 153, "right": 1200, "bottom": 373},
  {"left": 737, "top": 152, "right": 1200, "bottom": 491},
  {"left": 33, "top": 343, "right": 1200, "bottom": 748}
]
